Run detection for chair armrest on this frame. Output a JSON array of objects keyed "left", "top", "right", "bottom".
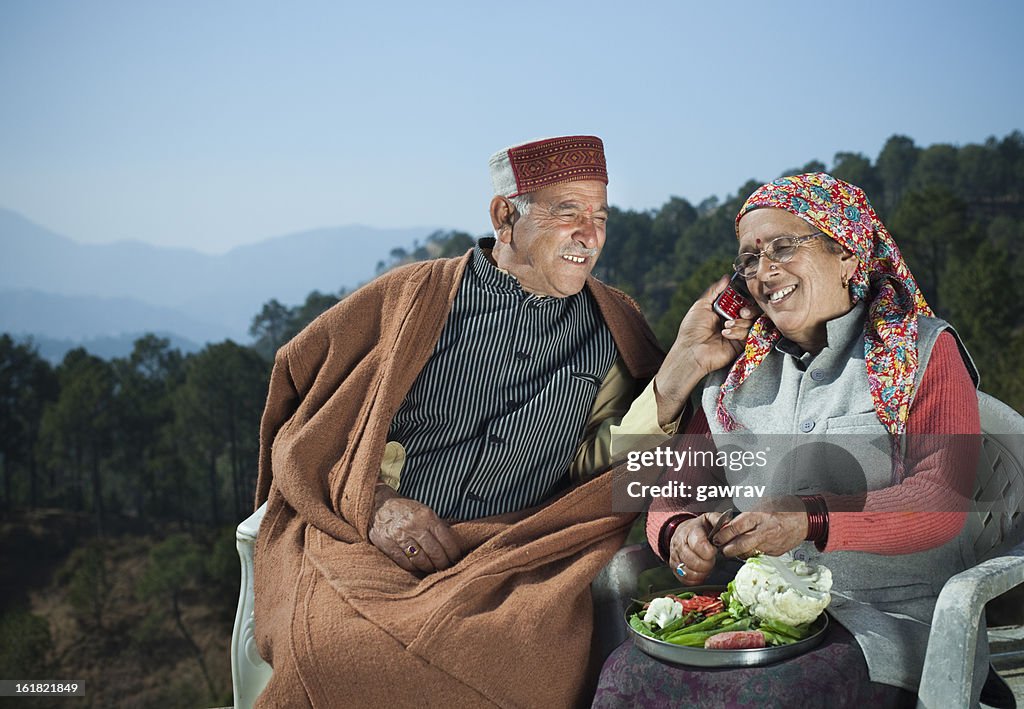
[
  {"left": 237, "top": 503, "right": 266, "bottom": 544},
  {"left": 591, "top": 544, "right": 661, "bottom": 662},
  {"left": 231, "top": 502, "right": 272, "bottom": 709},
  {"left": 592, "top": 543, "right": 661, "bottom": 601},
  {"left": 916, "top": 544, "right": 1024, "bottom": 708}
]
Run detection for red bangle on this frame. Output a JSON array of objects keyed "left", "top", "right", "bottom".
[
  {"left": 659, "top": 513, "right": 695, "bottom": 560},
  {"left": 799, "top": 495, "right": 829, "bottom": 551}
]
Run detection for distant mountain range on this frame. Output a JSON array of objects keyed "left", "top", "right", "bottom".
[
  {"left": 21, "top": 331, "right": 206, "bottom": 362},
  {"left": 0, "top": 207, "right": 447, "bottom": 359}
]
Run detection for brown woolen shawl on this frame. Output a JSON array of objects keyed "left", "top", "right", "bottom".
[{"left": 253, "top": 250, "right": 663, "bottom": 708}]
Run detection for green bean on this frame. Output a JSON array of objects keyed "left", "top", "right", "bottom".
[
  {"left": 665, "top": 631, "right": 719, "bottom": 647},
  {"left": 760, "top": 618, "right": 811, "bottom": 640},
  {"left": 657, "top": 612, "right": 694, "bottom": 635},
  {"left": 663, "top": 618, "right": 752, "bottom": 645},
  {"left": 628, "top": 615, "right": 656, "bottom": 638},
  {"left": 663, "top": 611, "right": 731, "bottom": 638},
  {"left": 758, "top": 628, "right": 796, "bottom": 646}
]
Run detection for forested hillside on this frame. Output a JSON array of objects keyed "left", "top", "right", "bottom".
[{"left": 1, "top": 132, "right": 1021, "bottom": 707}]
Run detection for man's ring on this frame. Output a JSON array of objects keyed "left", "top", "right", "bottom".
[
  {"left": 404, "top": 544, "right": 420, "bottom": 558},
  {"left": 675, "top": 562, "right": 687, "bottom": 578}
]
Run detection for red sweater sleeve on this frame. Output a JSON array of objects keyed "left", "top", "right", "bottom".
[
  {"left": 821, "top": 331, "right": 980, "bottom": 553},
  {"left": 645, "top": 408, "right": 714, "bottom": 558}
]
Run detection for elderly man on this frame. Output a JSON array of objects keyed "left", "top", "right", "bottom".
[{"left": 251, "top": 136, "right": 725, "bottom": 707}]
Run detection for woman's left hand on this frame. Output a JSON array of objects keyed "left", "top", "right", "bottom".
[{"left": 711, "top": 496, "right": 808, "bottom": 558}]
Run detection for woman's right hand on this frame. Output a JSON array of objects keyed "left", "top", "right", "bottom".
[
  {"left": 667, "top": 513, "right": 723, "bottom": 586},
  {"left": 654, "top": 276, "right": 759, "bottom": 420}
]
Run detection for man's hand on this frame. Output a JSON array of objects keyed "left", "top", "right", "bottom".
[
  {"left": 654, "top": 276, "right": 760, "bottom": 426},
  {"left": 368, "top": 484, "right": 463, "bottom": 574}
]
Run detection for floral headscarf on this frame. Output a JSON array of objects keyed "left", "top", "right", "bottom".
[{"left": 715, "top": 172, "right": 933, "bottom": 436}]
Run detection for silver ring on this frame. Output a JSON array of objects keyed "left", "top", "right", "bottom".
[
  {"left": 770, "top": 263, "right": 778, "bottom": 271},
  {"left": 675, "top": 562, "right": 687, "bottom": 578}
]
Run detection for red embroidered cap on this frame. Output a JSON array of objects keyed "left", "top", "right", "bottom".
[{"left": 489, "top": 135, "right": 608, "bottom": 197}]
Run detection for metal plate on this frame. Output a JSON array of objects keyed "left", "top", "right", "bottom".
[{"left": 625, "top": 585, "right": 829, "bottom": 668}]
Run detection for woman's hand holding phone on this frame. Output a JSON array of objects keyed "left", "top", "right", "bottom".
[
  {"left": 712, "top": 273, "right": 756, "bottom": 321},
  {"left": 653, "top": 276, "right": 761, "bottom": 425}
]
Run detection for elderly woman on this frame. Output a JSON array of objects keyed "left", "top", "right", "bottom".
[{"left": 594, "top": 173, "right": 986, "bottom": 707}]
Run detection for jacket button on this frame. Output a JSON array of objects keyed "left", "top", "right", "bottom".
[
  {"left": 810, "top": 370, "right": 826, "bottom": 382},
  {"left": 800, "top": 420, "right": 816, "bottom": 433}
]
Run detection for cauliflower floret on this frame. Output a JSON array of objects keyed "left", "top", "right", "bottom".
[
  {"left": 643, "top": 596, "right": 683, "bottom": 629},
  {"left": 731, "top": 555, "right": 832, "bottom": 627}
]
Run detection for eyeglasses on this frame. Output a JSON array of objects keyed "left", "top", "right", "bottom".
[{"left": 733, "top": 232, "right": 825, "bottom": 278}]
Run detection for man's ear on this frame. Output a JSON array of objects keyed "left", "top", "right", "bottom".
[{"left": 489, "top": 195, "right": 515, "bottom": 243}]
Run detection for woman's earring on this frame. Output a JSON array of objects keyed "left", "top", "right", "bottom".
[{"left": 841, "top": 274, "right": 849, "bottom": 289}]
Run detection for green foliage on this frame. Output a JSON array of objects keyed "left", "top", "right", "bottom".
[
  {"left": 909, "top": 143, "right": 959, "bottom": 193},
  {"left": 831, "top": 152, "right": 880, "bottom": 198},
  {"left": 136, "top": 533, "right": 205, "bottom": 602},
  {"left": 38, "top": 349, "right": 116, "bottom": 525},
  {"left": 593, "top": 206, "right": 656, "bottom": 300},
  {"left": 135, "top": 533, "right": 219, "bottom": 703},
  {"left": 0, "top": 610, "right": 52, "bottom": 677},
  {"left": 778, "top": 159, "right": 827, "bottom": 178},
  {"left": 940, "top": 240, "right": 1015, "bottom": 358},
  {"left": 875, "top": 135, "right": 920, "bottom": 217},
  {"left": 989, "top": 330, "right": 1024, "bottom": 415},
  {"left": 890, "top": 187, "right": 970, "bottom": 312},
  {"left": 248, "top": 298, "right": 292, "bottom": 357},
  {"left": 292, "top": 290, "right": 344, "bottom": 332},
  {"left": 436, "top": 230, "right": 476, "bottom": 257},
  {"left": 109, "top": 336, "right": 183, "bottom": 522},
  {"left": 56, "top": 540, "right": 112, "bottom": 629},
  {"left": 206, "top": 525, "right": 242, "bottom": 609},
  {"left": 173, "top": 342, "right": 267, "bottom": 525},
  {"left": 128, "top": 605, "right": 166, "bottom": 646},
  {"left": 0, "top": 335, "right": 57, "bottom": 509},
  {"left": 146, "top": 676, "right": 209, "bottom": 709}
]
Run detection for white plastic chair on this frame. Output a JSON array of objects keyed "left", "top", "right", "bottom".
[
  {"left": 917, "top": 393, "right": 1024, "bottom": 708},
  {"left": 230, "top": 503, "right": 270, "bottom": 709}
]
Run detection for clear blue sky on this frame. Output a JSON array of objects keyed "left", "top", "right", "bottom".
[{"left": 1, "top": 0, "right": 1022, "bottom": 254}]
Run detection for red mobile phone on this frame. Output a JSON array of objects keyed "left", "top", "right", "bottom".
[{"left": 712, "top": 273, "right": 755, "bottom": 321}]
